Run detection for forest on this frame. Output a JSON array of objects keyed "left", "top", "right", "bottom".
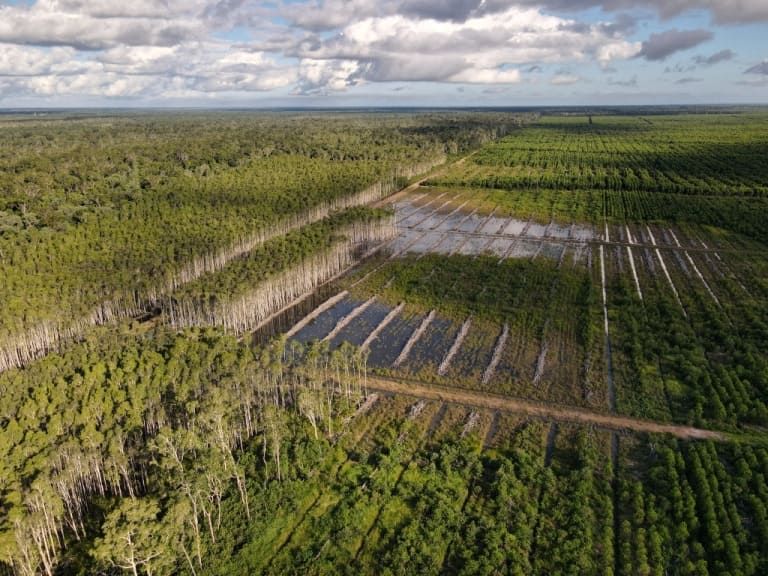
[
  {"left": 3, "top": 325, "right": 766, "bottom": 575},
  {"left": 1, "top": 108, "right": 767, "bottom": 575},
  {"left": 0, "top": 111, "right": 524, "bottom": 372}
]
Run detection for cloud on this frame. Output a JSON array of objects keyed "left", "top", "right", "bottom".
[
  {"left": 745, "top": 61, "right": 768, "bottom": 75},
  {"left": 297, "top": 59, "right": 361, "bottom": 93},
  {"left": 693, "top": 49, "right": 734, "bottom": 65},
  {"left": 508, "top": 0, "right": 768, "bottom": 24},
  {"left": 596, "top": 13, "right": 638, "bottom": 36},
  {"left": 283, "top": 0, "right": 517, "bottom": 31},
  {"left": 0, "top": 2, "right": 208, "bottom": 50},
  {"left": 398, "top": 0, "right": 504, "bottom": 22},
  {"left": 284, "top": 0, "right": 768, "bottom": 28},
  {"left": 0, "top": 39, "right": 296, "bottom": 101},
  {"left": 551, "top": 74, "right": 580, "bottom": 85},
  {"left": 675, "top": 76, "right": 703, "bottom": 84},
  {"left": 0, "top": 0, "right": 751, "bottom": 104},
  {"left": 637, "top": 28, "right": 713, "bottom": 61},
  {"left": 0, "top": 44, "right": 77, "bottom": 76},
  {"left": 288, "top": 7, "right": 639, "bottom": 91},
  {"left": 0, "top": 1, "right": 644, "bottom": 101}
]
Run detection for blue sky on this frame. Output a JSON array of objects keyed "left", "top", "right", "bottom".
[{"left": 0, "top": 0, "right": 765, "bottom": 106}]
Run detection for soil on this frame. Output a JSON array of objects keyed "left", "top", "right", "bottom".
[{"left": 365, "top": 375, "right": 724, "bottom": 440}]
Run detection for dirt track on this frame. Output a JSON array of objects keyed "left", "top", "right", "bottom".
[{"left": 366, "top": 376, "right": 723, "bottom": 440}]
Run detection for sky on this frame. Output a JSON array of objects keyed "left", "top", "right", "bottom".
[{"left": 0, "top": 0, "right": 766, "bottom": 107}]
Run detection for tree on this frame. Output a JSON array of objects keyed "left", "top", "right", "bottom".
[{"left": 92, "top": 499, "right": 168, "bottom": 576}]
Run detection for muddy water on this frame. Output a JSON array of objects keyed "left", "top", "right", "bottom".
[
  {"left": 458, "top": 236, "right": 493, "bottom": 256},
  {"left": 328, "top": 301, "right": 391, "bottom": 349},
  {"left": 525, "top": 222, "right": 548, "bottom": 238},
  {"left": 409, "top": 230, "right": 445, "bottom": 253},
  {"left": 488, "top": 238, "right": 514, "bottom": 257},
  {"left": 367, "top": 311, "right": 424, "bottom": 367},
  {"left": 439, "top": 233, "right": 469, "bottom": 254},
  {"left": 456, "top": 213, "right": 485, "bottom": 233},
  {"left": 570, "top": 224, "right": 594, "bottom": 241},
  {"left": 547, "top": 223, "right": 571, "bottom": 239},
  {"left": 434, "top": 211, "right": 470, "bottom": 231},
  {"left": 400, "top": 206, "right": 442, "bottom": 227},
  {"left": 389, "top": 228, "right": 425, "bottom": 254},
  {"left": 251, "top": 283, "right": 338, "bottom": 345},
  {"left": 447, "top": 322, "right": 501, "bottom": 380},
  {"left": 417, "top": 213, "right": 446, "bottom": 229},
  {"left": 502, "top": 219, "right": 528, "bottom": 236},
  {"left": 479, "top": 216, "right": 509, "bottom": 235},
  {"left": 292, "top": 297, "right": 363, "bottom": 343},
  {"left": 509, "top": 239, "right": 541, "bottom": 258},
  {"left": 401, "top": 317, "right": 459, "bottom": 375},
  {"left": 391, "top": 199, "right": 597, "bottom": 262}
]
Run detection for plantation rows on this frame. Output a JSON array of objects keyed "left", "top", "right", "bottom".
[
  {"left": 165, "top": 207, "right": 395, "bottom": 332},
  {"left": 618, "top": 436, "right": 768, "bottom": 575},
  {"left": 603, "top": 237, "right": 768, "bottom": 428},
  {"left": 2, "top": 108, "right": 767, "bottom": 575},
  {"left": 422, "top": 113, "right": 768, "bottom": 245},
  {"left": 194, "top": 404, "right": 768, "bottom": 576},
  {"left": 430, "top": 114, "right": 768, "bottom": 198},
  {"left": 403, "top": 185, "right": 768, "bottom": 260},
  {"left": 412, "top": 185, "right": 768, "bottom": 244},
  {"left": 0, "top": 274, "right": 765, "bottom": 574}
]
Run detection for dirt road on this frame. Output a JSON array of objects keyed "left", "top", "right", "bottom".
[{"left": 366, "top": 376, "right": 723, "bottom": 440}]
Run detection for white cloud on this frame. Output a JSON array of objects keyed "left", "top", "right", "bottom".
[
  {"left": 191, "top": 47, "right": 297, "bottom": 91},
  {"left": 290, "top": 7, "right": 639, "bottom": 91},
  {"left": 0, "top": 38, "right": 295, "bottom": 101},
  {"left": 298, "top": 59, "right": 360, "bottom": 92},
  {"left": 0, "top": 44, "right": 76, "bottom": 76},
  {"left": 0, "top": 0, "right": 261, "bottom": 50},
  {"left": 4, "top": 0, "right": 755, "bottom": 103},
  {"left": 596, "top": 41, "right": 641, "bottom": 64},
  {"left": 0, "top": 3, "right": 205, "bottom": 50},
  {"left": 506, "top": 0, "right": 768, "bottom": 24}
]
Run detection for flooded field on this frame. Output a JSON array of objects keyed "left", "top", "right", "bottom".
[{"left": 390, "top": 194, "right": 598, "bottom": 261}]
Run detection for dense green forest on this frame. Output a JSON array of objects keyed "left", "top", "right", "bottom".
[
  {"left": 2, "top": 109, "right": 768, "bottom": 575},
  {"left": 0, "top": 326, "right": 369, "bottom": 574}
]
